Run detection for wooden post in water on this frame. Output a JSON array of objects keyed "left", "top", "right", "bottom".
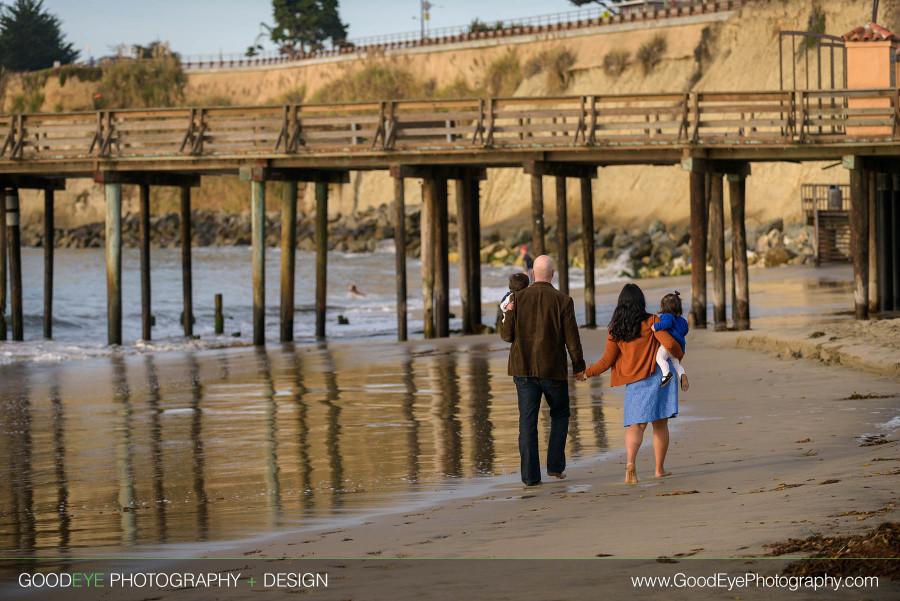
[
  {"left": 139, "top": 184, "right": 152, "bottom": 340},
  {"left": 689, "top": 171, "right": 708, "bottom": 327},
  {"left": 251, "top": 179, "right": 266, "bottom": 345},
  {"left": 393, "top": 176, "right": 408, "bottom": 341},
  {"left": 530, "top": 174, "right": 545, "bottom": 256},
  {"left": 434, "top": 176, "right": 449, "bottom": 338},
  {"left": 875, "top": 173, "right": 893, "bottom": 312},
  {"left": 0, "top": 189, "right": 6, "bottom": 341},
  {"left": 280, "top": 182, "right": 298, "bottom": 342},
  {"left": 105, "top": 183, "right": 123, "bottom": 345},
  {"left": 468, "top": 176, "right": 482, "bottom": 331},
  {"left": 580, "top": 176, "right": 596, "bottom": 327},
  {"left": 315, "top": 181, "right": 328, "bottom": 339},
  {"left": 868, "top": 170, "right": 878, "bottom": 313},
  {"left": 180, "top": 186, "right": 193, "bottom": 337},
  {"left": 556, "top": 176, "right": 569, "bottom": 296},
  {"left": 5, "top": 189, "right": 23, "bottom": 341},
  {"left": 727, "top": 173, "right": 750, "bottom": 330},
  {"left": 215, "top": 294, "right": 224, "bottom": 334},
  {"left": 893, "top": 172, "right": 900, "bottom": 311},
  {"left": 455, "top": 177, "right": 472, "bottom": 334},
  {"left": 849, "top": 165, "right": 869, "bottom": 320},
  {"left": 421, "top": 179, "right": 435, "bottom": 339},
  {"left": 43, "top": 189, "right": 54, "bottom": 339},
  {"left": 709, "top": 174, "right": 726, "bottom": 330}
]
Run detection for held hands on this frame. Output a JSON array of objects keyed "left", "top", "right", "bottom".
[
  {"left": 574, "top": 371, "right": 586, "bottom": 382},
  {"left": 506, "top": 300, "right": 514, "bottom": 311}
]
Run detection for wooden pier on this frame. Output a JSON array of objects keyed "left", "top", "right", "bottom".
[{"left": 1, "top": 87, "right": 899, "bottom": 344}]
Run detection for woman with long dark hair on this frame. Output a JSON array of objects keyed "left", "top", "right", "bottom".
[{"left": 584, "top": 283, "right": 685, "bottom": 483}]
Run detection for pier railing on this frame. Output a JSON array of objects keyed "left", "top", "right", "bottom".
[{"left": 1, "top": 88, "right": 898, "bottom": 162}]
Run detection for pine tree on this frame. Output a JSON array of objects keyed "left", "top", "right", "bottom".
[
  {"left": 268, "top": 0, "right": 347, "bottom": 57},
  {"left": 0, "top": 0, "right": 78, "bottom": 72}
]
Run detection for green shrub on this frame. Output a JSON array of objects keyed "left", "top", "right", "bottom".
[
  {"left": 524, "top": 48, "right": 576, "bottom": 93},
  {"left": 10, "top": 72, "right": 47, "bottom": 112},
  {"left": 97, "top": 54, "right": 186, "bottom": 108},
  {"left": 484, "top": 50, "right": 522, "bottom": 97},
  {"left": 603, "top": 49, "right": 630, "bottom": 78},
  {"left": 637, "top": 34, "right": 667, "bottom": 75},
  {"left": 312, "top": 62, "right": 434, "bottom": 103}
]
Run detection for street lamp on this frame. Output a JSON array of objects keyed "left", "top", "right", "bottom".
[{"left": 420, "top": 1, "right": 433, "bottom": 41}]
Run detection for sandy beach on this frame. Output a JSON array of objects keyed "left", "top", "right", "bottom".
[{"left": 6, "top": 323, "right": 894, "bottom": 600}]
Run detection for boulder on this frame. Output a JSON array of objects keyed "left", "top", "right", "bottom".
[
  {"left": 647, "top": 219, "right": 666, "bottom": 235},
  {"left": 763, "top": 248, "right": 791, "bottom": 267}
]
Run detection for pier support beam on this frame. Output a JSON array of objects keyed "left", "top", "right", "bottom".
[
  {"left": 139, "top": 184, "right": 151, "bottom": 340},
  {"left": 180, "top": 186, "right": 193, "bottom": 337},
  {"left": 105, "top": 183, "right": 123, "bottom": 345},
  {"left": 315, "top": 181, "right": 328, "bottom": 339},
  {"left": 0, "top": 188, "right": 6, "bottom": 341},
  {"left": 869, "top": 171, "right": 878, "bottom": 313},
  {"left": 251, "top": 179, "right": 266, "bottom": 344},
  {"left": 467, "top": 176, "right": 482, "bottom": 332},
  {"left": 422, "top": 179, "right": 435, "bottom": 339},
  {"left": 393, "top": 176, "right": 407, "bottom": 341},
  {"left": 529, "top": 174, "right": 545, "bottom": 257},
  {"left": 876, "top": 173, "right": 893, "bottom": 312},
  {"left": 688, "top": 171, "right": 708, "bottom": 327},
  {"left": 580, "top": 176, "right": 596, "bottom": 327},
  {"left": 893, "top": 173, "right": 900, "bottom": 311},
  {"left": 434, "top": 177, "right": 450, "bottom": 338},
  {"left": 556, "top": 176, "right": 569, "bottom": 296},
  {"left": 43, "top": 189, "right": 54, "bottom": 339},
  {"left": 5, "top": 188, "right": 23, "bottom": 341},
  {"left": 708, "top": 174, "right": 726, "bottom": 330},
  {"left": 455, "top": 177, "right": 472, "bottom": 334},
  {"left": 728, "top": 172, "right": 751, "bottom": 330},
  {"left": 845, "top": 156, "right": 869, "bottom": 320},
  {"left": 280, "top": 182, "right": 298, "bottom": 342}
]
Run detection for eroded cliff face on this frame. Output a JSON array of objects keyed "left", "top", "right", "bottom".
[{"left": 7, "top": 0, "right": 895, "bottom": 233}]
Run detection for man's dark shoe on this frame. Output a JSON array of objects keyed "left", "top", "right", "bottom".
[
  {"left": 547, "top": 472, "right": 567, "bottom": 479},
  {"left": 523, "top": 480, "right": 542, "bottom": 487},
  {"left": 659, "top": 373, "right": 674, "bottom": 388}
]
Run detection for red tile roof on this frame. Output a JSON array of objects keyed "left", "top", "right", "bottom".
[{"left": 842, "top": 22, "right": 898, "bottom": 42}]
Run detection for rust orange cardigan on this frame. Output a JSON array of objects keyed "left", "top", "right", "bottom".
[{"left": 584, "top": 315, "right": 685, "bottom": 386}]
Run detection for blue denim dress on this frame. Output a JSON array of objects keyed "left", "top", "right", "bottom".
[{"left": 623, "top": 359, "right": 679, "bottom": 426}]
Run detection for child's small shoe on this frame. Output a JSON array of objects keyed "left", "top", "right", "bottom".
[
  {"left": 659, "top": 373, "right": 674, "bottom": 387},
  {"left": 680, "top": 374, "right": 689, "bottom": 391}
]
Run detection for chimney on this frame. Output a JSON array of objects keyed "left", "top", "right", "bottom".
[{"left": 841, "top": 22, "right": 898, "bottom": 136}]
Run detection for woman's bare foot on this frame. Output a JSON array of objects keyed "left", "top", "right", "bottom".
[
  {"left": 655, "top": 470, "right": 672, "bottom": 478},
  {"left": 625, "top": 464, "right": 638, "bottom": 484}
]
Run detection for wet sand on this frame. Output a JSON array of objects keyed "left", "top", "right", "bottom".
[{"left": 3, "top": 264, "right": 899, "bottom": 600}]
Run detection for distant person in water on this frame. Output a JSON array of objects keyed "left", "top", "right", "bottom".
[
  {"left": 651, "top": 291, "right": 689, "bottom": 391},
  {"left": 517, "top": 246, "right": 534, "bottom": 270},
  {"left": 348, "top": 285, "right": 365, "bottom": 297},
  {"left": 499, "top": 272, "right": 530, "bottom": 323}
]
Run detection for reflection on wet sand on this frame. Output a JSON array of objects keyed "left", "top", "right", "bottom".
[{"left": 0, "top": 341, "right": 620, "bottom": 555}]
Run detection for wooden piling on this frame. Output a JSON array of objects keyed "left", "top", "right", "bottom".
[
  {"left": 709, "top": 174, "right": 726, "bottom": 330},
  {"left": 893, "top": 173, "right": 900, "bottom": 311},
  {"left": 251, "top": 179, "right": 266, "bottom": 345},
  {"left": 468, "top": 176, "right": 482, "bottom": 331},
  {"left": 43, "top": 189, "right": 54, "bottom": 339},
  {"left": 421, "top": 179, "right": 435, "bottom": 339},
  {"left": 0, "top": 188, "right": 6, "bottom": 341},
  {"left": 105, "top": 183, "right": 123, "bottom": 345},
  {"left": 315, "top": 181, "right": 328, "bottom": 339},
  {"left": 849, "top": 168, "right": 869, "bottom": 320},
  {"left": 139, "top": 183, "right": 152, "bottom": 340},
  {"left": 6, "top": 189, "right": 23, "bottom": 341},
  {"left": 280, "top": 181, "right": 298, "bottom": 342},
  {"left": 455, "top": 177, "right": 472, "bottom": 334},
  {"left": 530, "top": 174, "right": 545, "bottom": 256},
  {"left": 689, "top": 171, "right": 708, "bottom": 327},
  {"left": 727, "top": 173, "right": 750, "bottom": 330},
  {"left": 434, "top": 176, "right": 449, "bottom": 338},
  {"left": 556, "top": 176, "right": 569, "bottom": 296},
  {"left": 875, "top": 173, "right": 893, "bottom": 312},
  {"left": 215, "top": 294, "right": 224, "bottom": 334},
  {"left": 393, "top": 176, "right": 408, "bottom": 341},
  {"left": 180, "top": 186, "right": 193, "bottom": 337},
  {"left": 868, "top": 170, "right": 878, "bottom": 313},
  {"left": 580, "top": 177, "right": 596, "bottom": 327}
]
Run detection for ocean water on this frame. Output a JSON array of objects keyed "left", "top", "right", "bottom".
[{"left": 0, "top": 246, "right": 633, "bottom": 365}]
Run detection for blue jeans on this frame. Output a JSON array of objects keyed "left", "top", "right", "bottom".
[{"left": 513, "top": 376, "right": 570, "bottom": 485}]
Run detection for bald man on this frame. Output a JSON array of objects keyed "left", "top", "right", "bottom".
[{"left": 501, "top": 255, "right": 586, "bottom": 486}]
